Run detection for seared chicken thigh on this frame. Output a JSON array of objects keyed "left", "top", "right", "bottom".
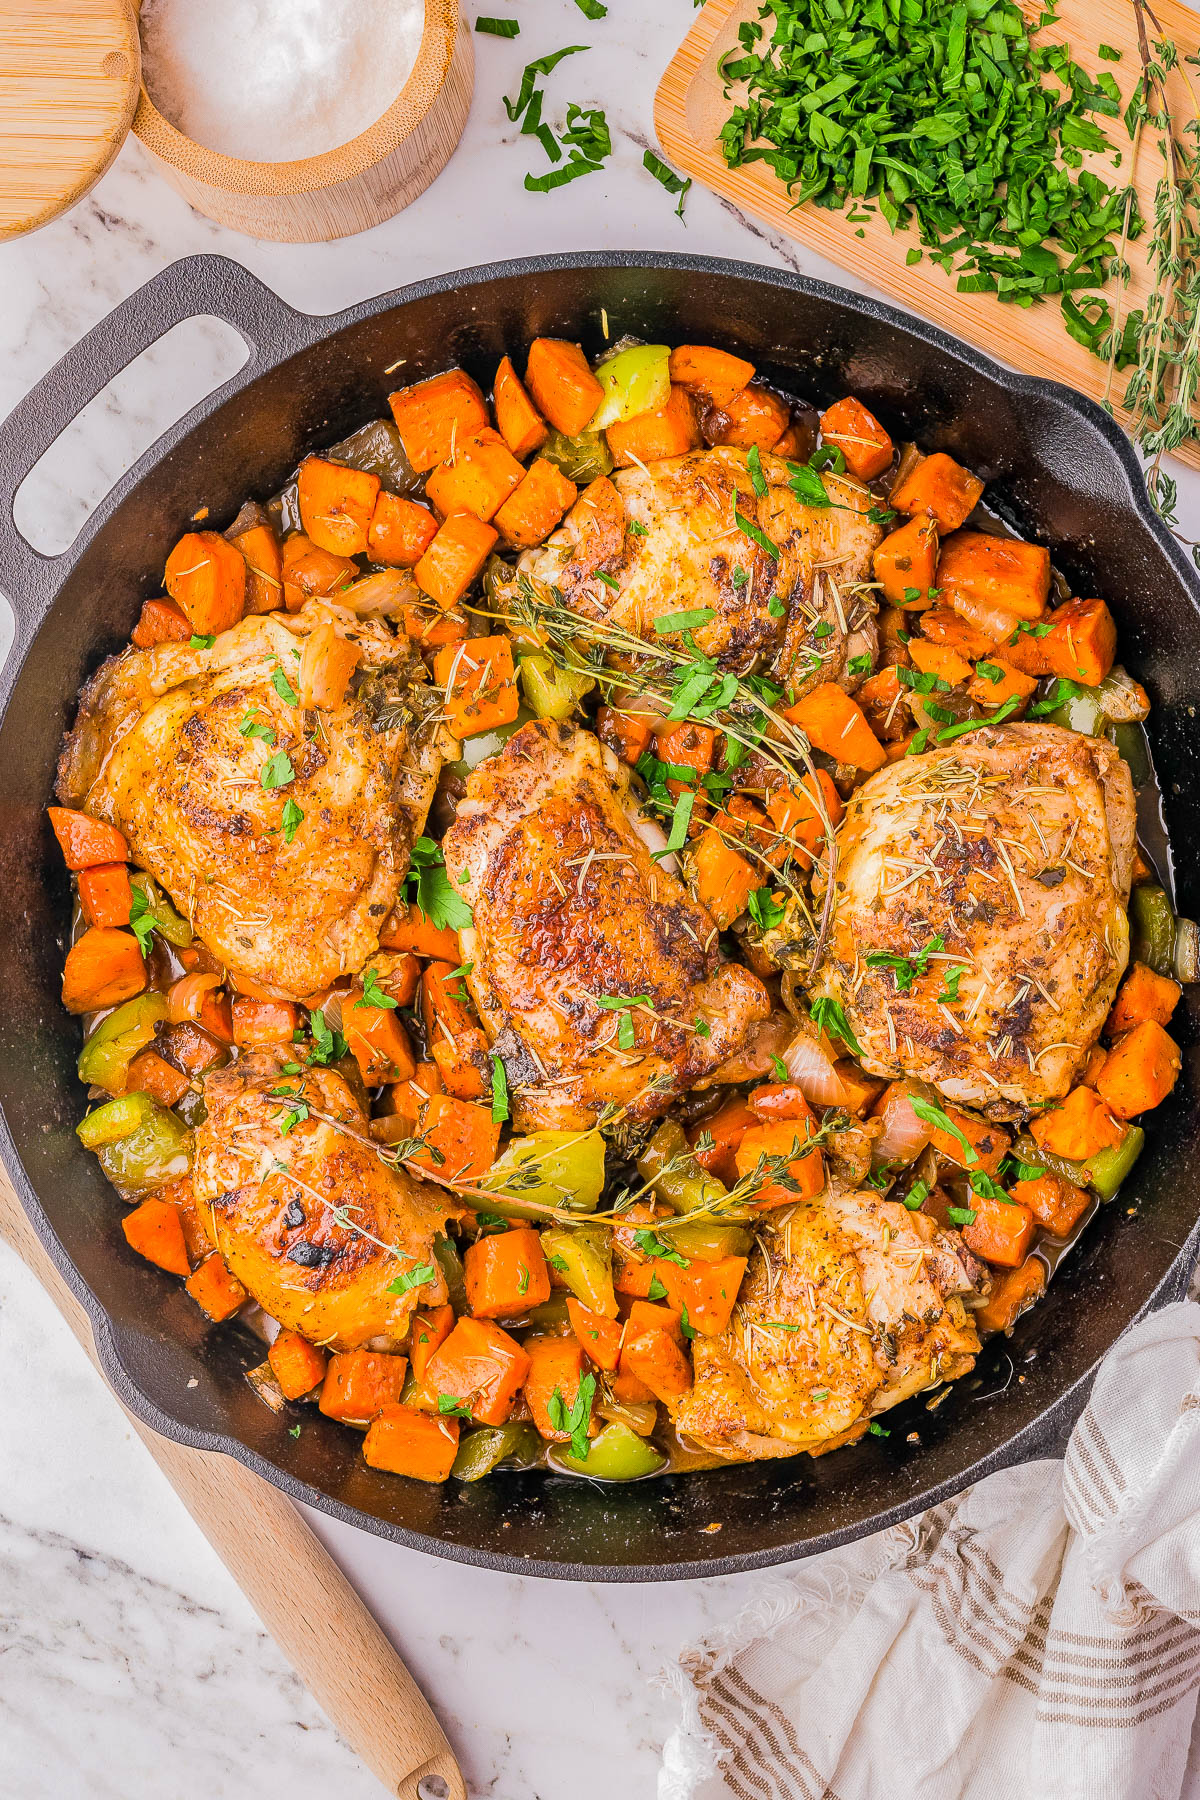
[
  {"left": 57, "top": 602, "right": 452, "bottom": 999},
  {"left": 194, "top": 1049, "right": 459, "bottom": 1350},
  {"left": 520, "top": 447, "right": 882, "bottom": 696},
  {"left": 674, "top": 1189, "right": 983, "bottom": 1460},
  {"left": 811, "top": 723, "right": 1135, "bottom": 1111},
  {"left": 442, "top": 719, "right": 771, "bottom": 1131}
]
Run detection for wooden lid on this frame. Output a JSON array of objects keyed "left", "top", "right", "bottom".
[{"left": 0, "top": 0, "right": 140, "bottom": 241}]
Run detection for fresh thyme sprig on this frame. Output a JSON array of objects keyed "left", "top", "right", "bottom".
[{"left": 485, "top": 567, "right": 849, "bottom": 969}]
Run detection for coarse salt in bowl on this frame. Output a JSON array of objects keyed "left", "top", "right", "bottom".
[
  {"left": 130, "top": 0, "right": 472, "bottom": 242},
  {"left": 139, "top": 0, "right": 425, "bottom": 163}
]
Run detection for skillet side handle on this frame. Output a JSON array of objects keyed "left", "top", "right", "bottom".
[{"left": 0, "top": 254, "right": 310, "bottom": 640}]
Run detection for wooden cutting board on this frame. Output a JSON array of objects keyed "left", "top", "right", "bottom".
[{"left": 655, "top": 0, "right": 1200, "bottom": 468}]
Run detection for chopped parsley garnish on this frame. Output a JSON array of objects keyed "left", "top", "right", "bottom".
[
  {"left": 490, "top": 1052, "right": 509, "bottom": 1124},
  {"left": 548, "top": 1373, "right": 596, "bottom": 1459},
  {"left": 865, "top": 933, "right": 945, "bottom": 992},
  {"left": 898, "top": 664, "right": 951, "bottom": 696},
  {"left": 714, "top": 1, "right": 1130, "bottom": 354},
  {"left": 238, "top": 709, "right": 275, "bottom": 743},
  {"left": 271, "top": 662, "right": 299, "bottom": 706},
  {"left": 476, "top": 14, "right": 520, "bottom": 33},
  {"left": 936, "top": 696, "right": 1023, "bottom": 740},
  {"left": 809, "top": 996, "right": 862, "bottom": 1056},
  {"left": 387, "top": 1262, "right": 435, "bottom": 1296},
  {"left": 281, "top": 798, "right": 304, "bottom": 843},
  {"left": 632, "top": 1228, "right": 689, "bottom": 1268},
  {"left": 663, "top": 788, "right": 695, "bottom": 852},
  {"left": 902, "top": 1178, "right": 931, "bottom": 1211},
  {"left": 643, "top": 148, "right": 691, "bottom": 219},
  {"left": 189, "top": 633, "right": 216, "bottom": 649},
  {"left": 1028, "top": 676, "right": 1086, "bottom": 718},
  {"left": 847, "top": 653, "right": 873, "bottom": 676},
  {"left": 747, "top": 886, "right": 787, "bottom": 931},
  {"left": 734, "top": 506, "right": 779, "bottom": 560},
  {"left": 260, "top": 748, "right": 295, "bottom": 790},
  {"left": 947, "top": 1205, "right": 978, "bottom": 1227},
  {"left": 867, "top": 1422, "right": 890, "bottom": 1438},
  {"left": 969, "top": 1172, "right": 1011, "bottom": 1202},
  {"left": 592, "top": 568, "right": 620, "bottom": 590},
  {"left": 437, "top": 1394, "right": 473, "bottom": 1418},
  {"left": 910, "top": 1096, "right": 979, "bottom": 1165},
  {"left": 974, "top": 661, "right": 1006, "bottom": 686},
  {"left": 306, "top": 1008, "right": 347, "bottom": 1067},
  {"left": 654, "top": 607, "right": 715, "bottom": 635},
  {"left": 128, "top": 884, "right": 155, "bottom": 956},
  {"left": 356, "top": 967, "right": 397, "bottom": 1011},
  {"left": 746, "top": 444, "right": 769, "bottom": 497},
  {"left": 936, "top": 965, "right": 969, "bottom": 1005},
  {"left": 403, "top": 836, "right": 473, "bottom": 932},
  {"left": 596, "top": 993, "right": 650, "bottom": 1052}
]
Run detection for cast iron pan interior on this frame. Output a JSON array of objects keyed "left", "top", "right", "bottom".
[{"left": 0, "top": 253, "right": 1198, "bottom": 1580}]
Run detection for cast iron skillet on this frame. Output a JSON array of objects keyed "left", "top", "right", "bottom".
[{"left": 1, "top": 252, "right": 1198, "bottom": 1582}]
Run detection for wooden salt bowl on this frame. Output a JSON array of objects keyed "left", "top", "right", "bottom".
[{"left": 131, "top": 0, "right": 473, "bottom": 243}]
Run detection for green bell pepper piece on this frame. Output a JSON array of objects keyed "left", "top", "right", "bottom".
[
  {"left": 557, "top": 1420, "right": 667, "bottom": 1479},
  {"left": 486, "top": 1128, "right": 606, "bottom": 1214},
  {"left": 637, "top": 1119, "right": 729, "bottom": 1215},
  {"left": 517, "top": 651, "right": 594, "bottom": 721},
  {"left": 130, "top": 872, "right": 192, "bottom": 948},
  {"left": 1042, "top": 687, "right": 1108, "bottom": 736},
  {"left": 451, "top": 1422, "right": 542, "bottom": 1481},
  {"left": 86, "top": 1096, "right": 193, "bottom": 1196},
  {"left": 78, "top": 992, "right": 168, "bottom": 1096},
  {"left": 1130, "top": 885, "right": 1177, "bottom": 976},
  {"left": 540, "top": 1223, "right": 616, "bottom": 1318},
  {"left": 432, "top": 1234, "right": 469, "bottom": 1313},
  {"left": 591, "top": 344, "right": 671, "bottom": 429},
  {"left": 1012, "top": 1126, "right": 1145, "bottom": 1203},
  {"left": 666, "top": 1221, "right": 753, "bottom": 1262},
  {"left": 524, "top": 1292, "right": 573, "bottom": 1331},
  {"left": 1109, "top": 721, "right": 1153, "bottom": 789},
  {"left": 78, "top": 1090, "right": 161, "bottom": 1148},
  {"left": 540, "top": 429, "right": 613, "bottom": 483},
  {"left": 443, "top": 710, "right": 533, "bottom": 783}
]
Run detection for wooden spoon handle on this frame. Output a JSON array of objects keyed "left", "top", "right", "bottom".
[{"left": 0, "top": 1171, "right": 466, "bottom": 1800}]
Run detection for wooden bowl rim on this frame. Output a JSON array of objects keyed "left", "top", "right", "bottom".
[{"left": 130, "top": 0, "right": 459, "bottom": 195}]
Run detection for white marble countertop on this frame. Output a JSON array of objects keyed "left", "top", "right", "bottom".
[{"left": 3, "top": 5, "right": 1200, "bottom": 1797}]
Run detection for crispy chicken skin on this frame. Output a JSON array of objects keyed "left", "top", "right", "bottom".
[
  {"left": 194, "top": 1049, "right": 459, "bottom": 1351},
  {"left": 810, "top": 723, "right": 1135, "bottom": 1112},
  {"left": 674, "top": 1188, "right": 983, "bottom": 1460},
  {"left": 442, "top": 719, "right": 771, "bottom": 1131},
  {"left": 520, "top": 447, "right": 882, "bottom": 696},
  {"left": 56, "top": 602, "right": 453, "bottom": 1000}
]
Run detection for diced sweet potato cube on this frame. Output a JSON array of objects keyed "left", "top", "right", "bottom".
[
  {"left": 185, "top": 1254, "right": 248, "bottom": 1322},
  {"left": 363, "top": 1404, "right": 459, "bottom": 1480},
  {"left": 268, "top": 1328, "right": 328, "bottom": 1400},
  {"left": 367, "top": 491, "right": 439, "bottom": 567},
  {"left": 388, "top": 369, "right": 489, "bottom": 473}
]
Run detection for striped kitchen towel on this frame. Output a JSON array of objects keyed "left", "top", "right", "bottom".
[{"left": 662, "top": 1299, "right": 1200, "bottom": 1800}]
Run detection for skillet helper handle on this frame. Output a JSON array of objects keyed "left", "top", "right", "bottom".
[
  {"left": 0, "top": 1166, "right": 465, "bottom": 1800},
  {"left": 0, "top": 254, "right": 309, "bottom": 636}
]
